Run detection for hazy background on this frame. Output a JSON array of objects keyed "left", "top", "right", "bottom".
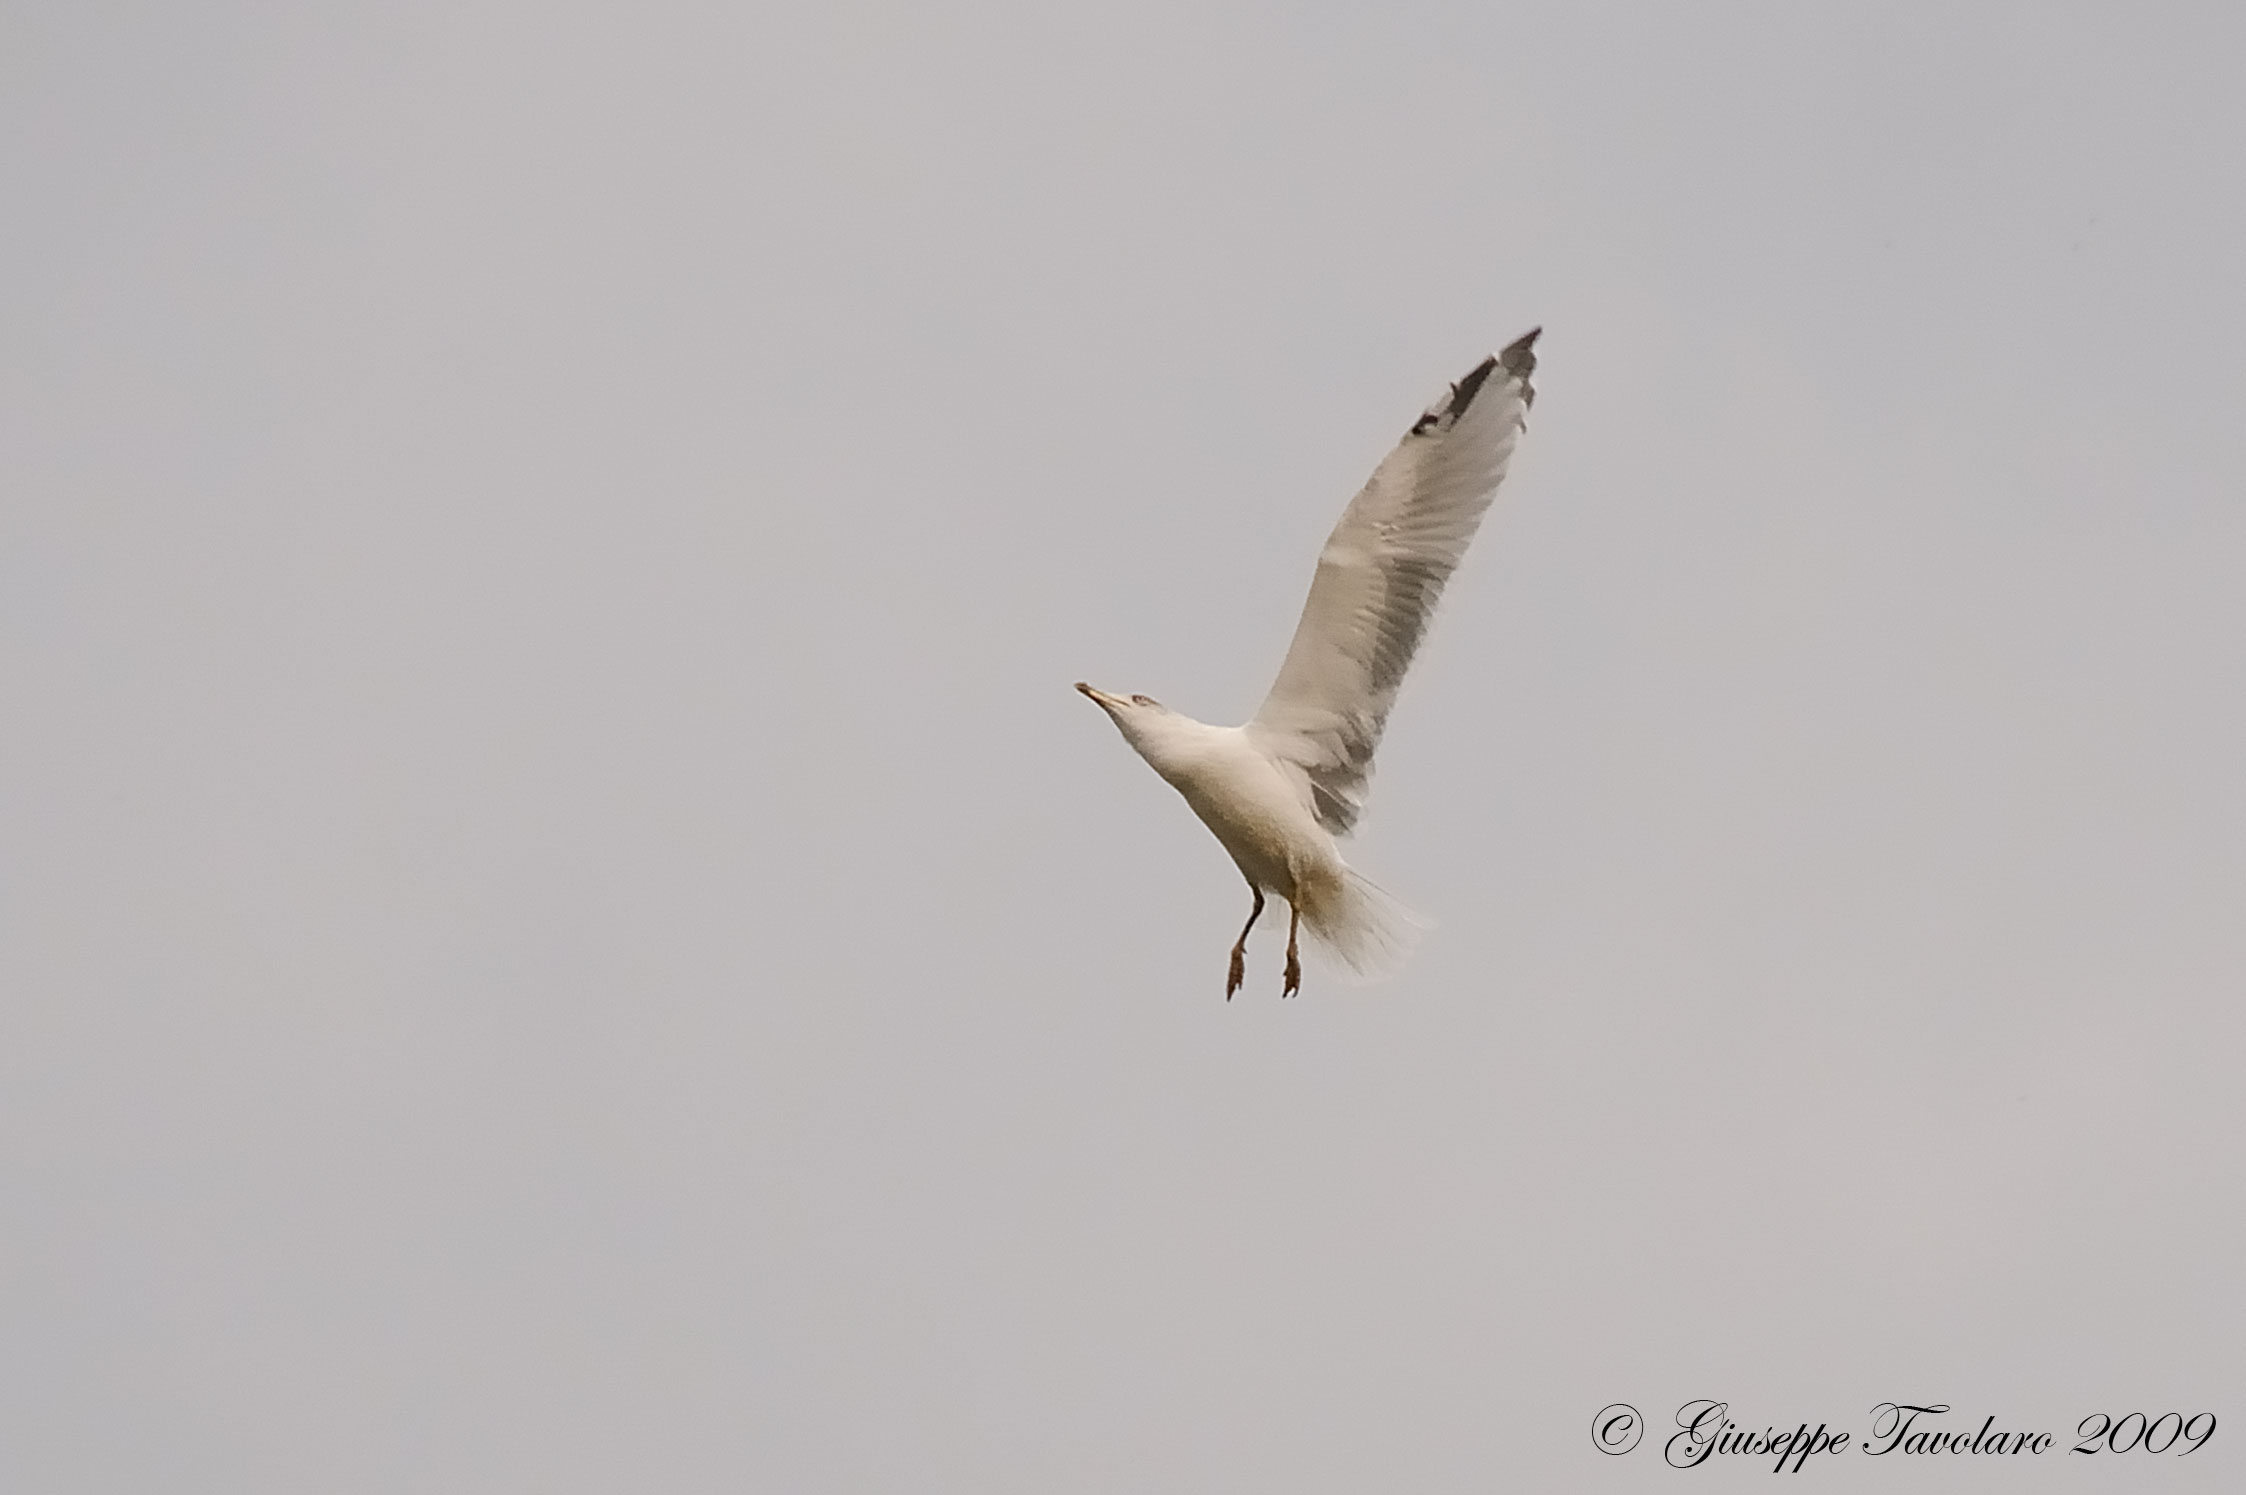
[{"left": 6, "top": 2, "right": 2243, "bottom": 1488}]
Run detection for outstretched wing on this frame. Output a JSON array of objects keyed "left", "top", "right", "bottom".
[{"left": 1246, "top": 330, "right": 1538, "bottom": 836}]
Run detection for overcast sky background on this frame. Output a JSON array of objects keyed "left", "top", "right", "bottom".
[{"left": 6, "top": 2, "right": 2244, "bottom": 1489}]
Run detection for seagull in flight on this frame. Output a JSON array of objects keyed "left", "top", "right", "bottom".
[{"left": 1078, "top": 330, "right": 1539, "bottom": 998}]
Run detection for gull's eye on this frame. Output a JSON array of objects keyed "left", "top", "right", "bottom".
[{"left": 1131, "top": 694, "right": 1156, "bottom": 707}]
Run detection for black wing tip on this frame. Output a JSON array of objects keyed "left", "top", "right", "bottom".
[
  {"left": 1409, "top": 328, "right": 1541, "bottom": 434},
  {"left": 1450, "top": 329, "right": 1540, "bottom": 415},
  {"left": 1499, "top": 326, "right": 1540, "bottom": 379}
]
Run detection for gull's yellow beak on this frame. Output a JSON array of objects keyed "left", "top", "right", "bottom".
[{"left": 1075, "top": 682, "right": 1120, "bottom": 709}]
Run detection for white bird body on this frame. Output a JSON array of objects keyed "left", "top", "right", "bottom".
[
  {"left": 1080, "top": 331, "right": 1539, "bottom": 997},
  {"left": 1102, "top": 711, "right": 1345, "bottom": 908}
]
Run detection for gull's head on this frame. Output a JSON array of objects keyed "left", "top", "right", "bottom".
[
  {"left": 1075, "top": 682, "right": 1163, "bottom": 715},
  {"left": 1075, "top": 681, "right": 1173, "bottom": 742},
  {"left": 1075, "top": 682, "right": 1201, "bottom": 774}
]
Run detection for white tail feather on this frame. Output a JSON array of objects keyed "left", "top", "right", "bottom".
[{"left": 1299, "top": 867, "right": 1426, "bottom": 982}]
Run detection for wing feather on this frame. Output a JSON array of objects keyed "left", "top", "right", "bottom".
[{"left": 1246, "top": 330, "right": 1538, "bottom": 835}]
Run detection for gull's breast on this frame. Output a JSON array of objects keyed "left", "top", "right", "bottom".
[{"left": 1157, "top": 733, "right": 1334, "bottom": 897}]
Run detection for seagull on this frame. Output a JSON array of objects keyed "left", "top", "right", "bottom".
[{"left": 1078, "top": 329, "right": 1539, "bottom": 998}]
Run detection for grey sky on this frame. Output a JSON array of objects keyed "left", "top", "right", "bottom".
[{"left": 5, "top": 2, "right": 2243, "bottom": 1489}]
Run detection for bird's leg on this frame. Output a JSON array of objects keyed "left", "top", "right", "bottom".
[
  {"left": 1283, "top": 904, "right": 1302, "bottom": 998},
  {"left": 1226, "top": 883, "right": 1265, "bottom": 1001}
]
